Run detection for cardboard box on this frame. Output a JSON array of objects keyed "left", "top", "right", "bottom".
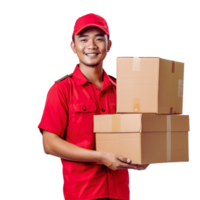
[
  {"left": 94, "top": 114, "right": 189, "bottom": 164},
  {"left": 117, "top": 57, "right": 184, "bottom": 114}
]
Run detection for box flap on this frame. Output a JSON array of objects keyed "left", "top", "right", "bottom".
[
  {"left": 94, "top": 114, "right": 142, "bottom": 133},
  {"left": 94, "top": 114, "right": 189, "bottom": 133}
]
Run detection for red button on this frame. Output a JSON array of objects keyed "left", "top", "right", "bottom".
[{"left": 101, "top": 108, "right": 105, "bottom": 112}]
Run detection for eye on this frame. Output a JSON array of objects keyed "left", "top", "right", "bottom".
[
  {"left": 97, "top": 38, "right": 104, "bottom": 41},
  {"left": 80, "top": 39, "right": 87, "bottom": 42}
]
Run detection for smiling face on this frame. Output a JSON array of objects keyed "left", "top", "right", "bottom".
[{"left": 71, "top": 27, "right": 112, "bottom": 68}]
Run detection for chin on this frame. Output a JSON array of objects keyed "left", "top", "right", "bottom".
[
  {"left": 82, "top": 61, "right": 100, "bottom": 67},
  {"left": 87, "top": 63, "right": 99, "bottom": 67}
]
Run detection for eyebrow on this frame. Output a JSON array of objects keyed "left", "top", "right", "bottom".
[{"left": 78, "top": 33, "right": 105, "bottom": 38}]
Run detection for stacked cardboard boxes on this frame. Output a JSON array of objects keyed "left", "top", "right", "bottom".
[{"left": 94, "top": 57, "right": 189, "bottom": 164}]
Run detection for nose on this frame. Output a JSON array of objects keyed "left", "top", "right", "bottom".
[{"left": 87, "top": 39, "right": 97, "bottom": 49}]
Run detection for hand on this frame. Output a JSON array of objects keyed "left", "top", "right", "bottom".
[
  {"left": 130, "top": 164, "right": 149, "bottom": 170},
  {"left": 99, "top": 151, "right": 149, "bottom": 171}
]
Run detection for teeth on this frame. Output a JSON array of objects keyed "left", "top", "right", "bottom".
[{"left": 86, "top": 54, "right": 97, "bottom": 56}]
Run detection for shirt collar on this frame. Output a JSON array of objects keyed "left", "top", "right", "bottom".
[{"left": 72, "top": 64, "right": 113, "bottom": 90}]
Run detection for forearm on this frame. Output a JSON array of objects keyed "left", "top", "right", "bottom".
[{"left": 43, "top": 131, "right": 102, "bottom": 163}]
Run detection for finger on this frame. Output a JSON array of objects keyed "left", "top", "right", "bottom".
[
  {"left": 137, "top": 166, "right": 149, "bottom": 171},
  {"left": 131, "top": 166, "right": 145, "bottom": 170},
  {"left": 115, "top": 162, "right": 139, "bottom": 170},
  {"left": 142, "top": 165, "right": 151, "bottom": 170},
  {"left": 117, "top": 155, "right": 132, "bottom": 164},
  {"left": 137, "top": 166, "right": 144, "bottom": 170}
]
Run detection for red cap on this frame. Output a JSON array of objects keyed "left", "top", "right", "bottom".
[{"left": 73, "top": 13, "right": 110, "bottom": 39}]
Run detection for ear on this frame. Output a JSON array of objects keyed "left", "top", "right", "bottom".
[
  {"left": 71, "top": 41, "right": 77, "bottom": 54},
  {"left": 108, "top": 38, "right": 114, "bottom": 52}
]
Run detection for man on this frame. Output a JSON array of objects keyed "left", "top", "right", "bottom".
[{"left": 38, "top": 13, "right": 148, "bottom": 200}]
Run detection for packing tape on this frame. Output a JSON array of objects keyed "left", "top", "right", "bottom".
[
  {"left": 133, "top": 57, "right": 141, "bottom": 71},
  {"left": 166, "top": 115, "right": 171, "bottom": 162},
  {"left": 132, "top": 57, "right": 140, "bottom": 111},
  {"left": 112, "top": 115, "right": 121, "bottom": 132},
  {"left": 133, "top": 98, "right": 140, "bottom": 112},
  {"left": 178, "top": 79, "right": 183, "bottom": 97}
]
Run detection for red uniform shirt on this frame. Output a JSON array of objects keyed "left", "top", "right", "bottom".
[{"left": 38, "top": 65, "right": 129, "bottom": 200}]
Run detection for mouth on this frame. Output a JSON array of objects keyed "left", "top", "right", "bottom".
[{"left": 85, "top": 53, "right": 99, "bottom": 57}]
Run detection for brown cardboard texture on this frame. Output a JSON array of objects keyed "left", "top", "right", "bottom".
[
  {"left": 94, "top": 114, "right": 189, "bottom": 164},
  {"left": 117, "top": 57, "right": 184, "bottom": 114}
]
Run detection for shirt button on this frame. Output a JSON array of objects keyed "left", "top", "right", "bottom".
[
  {"left": 101, "top": 108, "right": 105, "bottom": 112},
  {"left": 108, "top": 169, "right": 111, "bottom": 172},
  {"left": 82, "top": 106, "right": 86, "bottom": 111}
]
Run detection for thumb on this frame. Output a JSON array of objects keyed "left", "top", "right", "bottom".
[{"left": 117, "top": 155, "right": 132, "bottom": 164}]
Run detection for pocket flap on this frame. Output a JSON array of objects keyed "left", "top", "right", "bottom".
[{"left": 71, "top": 102, "right": 97, "bottom": 112}]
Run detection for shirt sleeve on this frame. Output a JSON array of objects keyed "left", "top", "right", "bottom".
[{"left": 38, "top": 83, "right": 69, "bottom": 138}]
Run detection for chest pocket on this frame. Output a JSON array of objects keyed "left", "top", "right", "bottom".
[{"left": 68, "top": 102, "right": 97, "bottom": 135}]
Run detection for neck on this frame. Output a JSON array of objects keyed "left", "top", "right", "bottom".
[{"left": 78, "top": 63, "right": 105, "bottom": 83}]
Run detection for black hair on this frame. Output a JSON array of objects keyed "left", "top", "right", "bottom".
[
  {"left": 73, "top": 34, "right": 75, "bottom": 42},
  {"left": 72, "top": 34, "right": 109, "bottom": 43}
]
